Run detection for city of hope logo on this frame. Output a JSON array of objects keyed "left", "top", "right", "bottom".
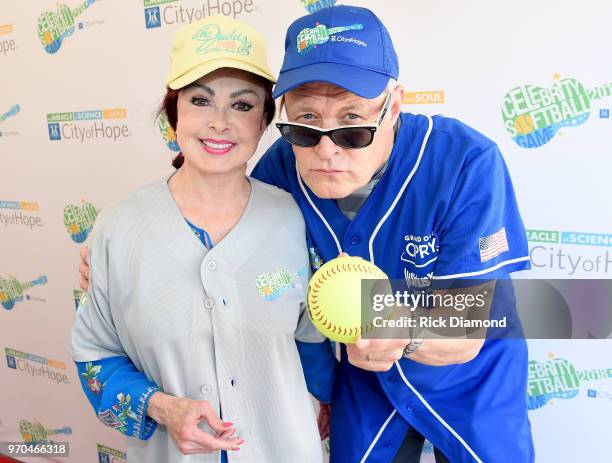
[
  {"left": 47, "top": 108, "right": 131, "bottom": 142},
  {"left": 97, "top": 444, "right": 127, "bottom": 463},
  {"left": 527, "top": 355, "right": 612, "bottom": 410},
  {"left": 63, "top": 201, "right": 99, "bottom": 243},
  {"left": 403, "top": 91, "right": 445, "bottom": 105},
  {"left": 0, "top": 24, "right": 17, "bottom": 56},
  {"left": 5, "top": 348, "right": 70, "bottom": 386},
  {"left": 527, "top": 229, "right": 612, "bottom": 276},
  {"left": 502, "top": 75, "right": 612, "bottom": 149},
  {"left": 0, "top": 200, "right": 43, "bottom": 230},
  {"left": 36, "top": 0, "right": 99, "bottom": 54},
  {"left": 144, "top": 0, "right": 257, "bottom": 29}
]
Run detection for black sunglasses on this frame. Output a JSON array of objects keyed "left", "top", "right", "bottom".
[{"left": 275, "top": 93, "right": 391, "bottom": 149}]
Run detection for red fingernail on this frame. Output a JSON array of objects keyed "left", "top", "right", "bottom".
[{"left": 223, "top": 422, "right": 234, "bottom": 427}]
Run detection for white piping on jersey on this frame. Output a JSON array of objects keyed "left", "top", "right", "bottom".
[
  {"left": 394, "top": 361, "right": 484, "bottom": 463},
  {"left": 401, "top": 256, "right": 438, "bottom": 268},
  {"left": 296, "top": 166, "right": 343, "bottom": 254},
  {"left": 297, "top": 115, "right": 483, "bottom": 460},
  {"left": 432, "top": 255, "right": 530, "bottom": 280},
  {"left": 359, "top": 409, "right": 397, "bottom": 463},
  {"left": 368, "top": 115, "right": 433, "bottom": 263}
]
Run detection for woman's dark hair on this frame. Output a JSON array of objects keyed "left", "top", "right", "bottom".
[{"left": 159, "top": 75, "right": 276, "bottom": 169}]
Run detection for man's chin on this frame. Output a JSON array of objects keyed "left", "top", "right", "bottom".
[{"left": 304, "top": 177, "right": 358, "bottom": 200}]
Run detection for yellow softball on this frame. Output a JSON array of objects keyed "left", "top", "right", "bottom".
[{"left": 307, "top": 256, "right": 392, "bottom": 343}]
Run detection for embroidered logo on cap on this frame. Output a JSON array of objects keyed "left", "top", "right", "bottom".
[
  {"left": 193, "top": 24, "right": 252, "bottom": 55},
  {"left": 296, "top": 22, "right": 363, "bottom": 55}
]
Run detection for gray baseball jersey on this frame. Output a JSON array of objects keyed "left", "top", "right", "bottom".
[{"left": 70, "top": 176, "right": 325, "bottom": 463}]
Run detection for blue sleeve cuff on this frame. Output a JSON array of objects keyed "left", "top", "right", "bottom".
[{"left": 76, "top": 357, "right": 160, "bottom": 440}]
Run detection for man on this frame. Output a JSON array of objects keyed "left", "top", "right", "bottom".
[
  {"left": 252, "top": 5, "right": 534, "bottom": 463},
  {"left": 81, "top": 5, "right": 534, "bottom": 462}
]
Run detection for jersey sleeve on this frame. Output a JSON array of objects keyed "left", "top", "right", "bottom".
[
  {"left": 70, "top": 211, "right": 160, "bottom": 439},
  {"left": 433, "top": 144, "right": 530, "bottom": 279}
]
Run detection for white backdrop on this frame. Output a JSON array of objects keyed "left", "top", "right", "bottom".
[{"left": 1, "top": 1, "right": 611, "bottom": 461}]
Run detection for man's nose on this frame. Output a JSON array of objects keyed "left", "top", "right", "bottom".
[{"left": 313, "top": 133, "right": 340, "bottom": 160}]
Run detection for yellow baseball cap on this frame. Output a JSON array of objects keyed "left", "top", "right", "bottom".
[{"left": 165, "top": 15, "right": 276, "bottom": 90}]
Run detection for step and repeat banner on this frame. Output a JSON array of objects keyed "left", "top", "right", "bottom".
[{"left": 1, "top": 1, "right": 611, "bottom": 461}]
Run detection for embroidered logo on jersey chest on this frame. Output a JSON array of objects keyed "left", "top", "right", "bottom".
[
  {"left": 400, "top": 233, "right": 439, "bottom": 268},
  {"left": 255, "top": 268, "right": 307, "bottom": 301}
]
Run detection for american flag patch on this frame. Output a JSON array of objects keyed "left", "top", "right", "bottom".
[{"left": 479, "top": 227, "right": 509, "bottom": 262}]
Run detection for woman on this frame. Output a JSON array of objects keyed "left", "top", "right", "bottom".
[{"left": 70, "top": 15, "right": 335, "bottom": 463}]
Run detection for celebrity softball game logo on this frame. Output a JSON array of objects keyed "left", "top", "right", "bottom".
[
  {"left": 5, "top": 348, "right": 70, "bottom": 386},
  {"left": 143, "top": 0, "right": 257, "bottom": 29},
  {"left": 47, "top": 108, "right": 131, "bottom": 142},
  {"left": 527, "top": 229, "right": 612, "bottom": 276},
  {"left": 73, "top": 289, "right": 85, "bottom": 311},
  {"left": 301, "top": 0, "right": 337, "bottom": 13},
  {"left": 0, "top": 23, "right": 17, "bottom": 56},
  {"left": 255, "top": 268, "right": 307, "bottom": 301},
  {"left": 63, "top": 201, "right": 99, "bottom": 243},
  {"left": 18, "top": 419, "right": 72, "bottom": 444},
  {"left": 528, "top": 355, "right": 612, "bottom": 410},
  {"left": 0, "top": 104, "right": 20, "bottom": 137},
  {"left": 0, "top": 274, "right": 48, "bottom": 311},
  {"left": 158, "top": 113, "right": 180, "bottom": 152},
  {"left": 36, "top": 0, "right": 101, "bottom": 54},
  {"left": 98, "top": 444, "right": 127, "bottom": 463},
  {"left": 502, "top": 75, "right": 612, "bottom": 149},
  {"left": 297, "top": 22, "right": 364, "bottom": 55}
]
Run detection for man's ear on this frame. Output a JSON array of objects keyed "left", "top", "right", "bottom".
[{"left": 388, "top": 84, "right": 404, "bottom": 128}]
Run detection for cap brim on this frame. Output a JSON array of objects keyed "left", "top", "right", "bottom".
[
  {"left": 167, "top": 58, "right": 276, "bottom": 90},
  {"left": 272, "top": 62, "right": 390, "bottom": 99}
]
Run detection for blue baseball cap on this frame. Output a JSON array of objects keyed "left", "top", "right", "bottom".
[{"left": 273, "top": 5, "right": 399, "bottom": 99}]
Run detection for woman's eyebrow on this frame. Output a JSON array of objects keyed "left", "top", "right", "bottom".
[
  {"left": 188, "top": 83, "right": 214, "bottom": 95},
  {"left": 230, "top": 89, "right": 260, "bottom": 98}
]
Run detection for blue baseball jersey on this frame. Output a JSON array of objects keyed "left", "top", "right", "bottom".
[{"left": 252, "top": 112, "right": 534, "bottom": 463}]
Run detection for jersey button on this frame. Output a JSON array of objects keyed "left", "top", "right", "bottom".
[
  {"left": 406, "top": 403, "right": 415, "bottom": 411},
  {"left": 207, "top": 261, "right": 217, "bottom": 271},
  {"left": 204, "top": 299, "right": 214, "bottom": 309},
  {"left": 350, "top": 235, "right": 361, "bottom": 245},
  {"left": 387, "top": 376, "right": 398, "bottom": 384},
  {"left": 200, "top": 384, "right": 212, "bottom": 394}
]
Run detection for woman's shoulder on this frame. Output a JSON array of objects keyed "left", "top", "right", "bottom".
[
  {"left": 90, "top": 177, "right": 170, "bottom": 238},
  {"left": 249, "top": 177, "right": 304, "bottom": 222}
]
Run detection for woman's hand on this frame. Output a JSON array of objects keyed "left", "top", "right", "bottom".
[
  {"left": 79, "top": 245, "right": 90, "bottom": 291},
  {"left": 147, "top": 391, "right": 244, "bottom": 455}
]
